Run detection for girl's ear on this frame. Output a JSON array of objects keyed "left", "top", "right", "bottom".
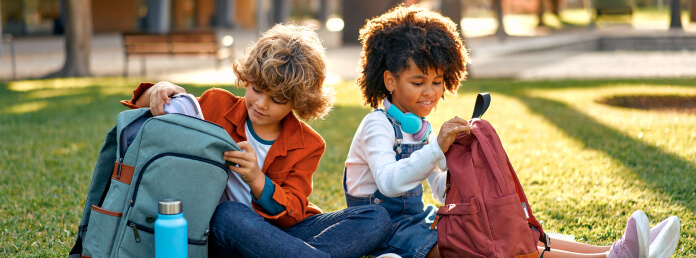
[{"left": 383, "top": 70, "right": 396, "bottom": 92}]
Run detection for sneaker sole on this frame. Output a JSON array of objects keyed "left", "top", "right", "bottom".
[{"left": 649, "top": 216, "right": 680, "bottom": 258}]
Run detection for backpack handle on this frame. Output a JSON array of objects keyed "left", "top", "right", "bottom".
[{"left": 472, "top": 93, "right": 491, "bottom": 119}]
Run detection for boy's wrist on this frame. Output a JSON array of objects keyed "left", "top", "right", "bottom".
[{"left": 248, "top": 170, "right": 266, "bottom": 199}]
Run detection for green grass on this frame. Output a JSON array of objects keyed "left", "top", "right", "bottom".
[{"left": 1, "top": 78, "right": 695, "bottom": 256}]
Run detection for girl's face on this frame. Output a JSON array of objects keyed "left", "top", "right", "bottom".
[
  {"left": 245, "top": 83, "right": 293, "bottom": 131},
  {"left": 384, "top": 59, "right": 444, "bottom": 118}
]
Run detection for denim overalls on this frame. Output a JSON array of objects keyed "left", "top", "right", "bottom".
[{"left": 344, "top": 110, "right": 438, "bottom": 258}]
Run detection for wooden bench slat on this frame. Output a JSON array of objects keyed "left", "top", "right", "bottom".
[{"left": 122, "top": 31, "right": 234, "bottom": 76}]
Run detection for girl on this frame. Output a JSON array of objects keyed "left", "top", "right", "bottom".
[
  {"left": 343, "top": 5, "right": 680, "bottom": 258},
  {"left": 122, "top": 24, "right": 391, "bottom": 257}
]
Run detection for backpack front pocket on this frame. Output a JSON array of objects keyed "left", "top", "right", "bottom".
[
  {"left": 114, "top": 153, "right": 227, "bottom": 257},
  {"left": 485, "top": 193, "right": 539, "bottom": 257},
  {"left": 436, "top": 196, "right": 488, "bottom": 257},
  {"left": 82, "top": 205, "right": 122, "bottom": 257}
]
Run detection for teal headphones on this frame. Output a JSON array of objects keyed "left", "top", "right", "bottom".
[{"left": 383, "top": 98, "right": 431, "bottom": 142}]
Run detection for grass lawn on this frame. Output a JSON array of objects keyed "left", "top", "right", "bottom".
[{"left": 1, "top": 78, "right": 695, "bottom": 256}]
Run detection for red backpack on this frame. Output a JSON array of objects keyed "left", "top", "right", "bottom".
[{"left": 434, "top": 93, "right": 550, "bottom": 257}]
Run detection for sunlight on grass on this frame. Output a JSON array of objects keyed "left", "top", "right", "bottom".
[
  {"left": 1, "top": 101, "right": 48, "bottom": 114},
  {"left": 461, "top": 9, "right": 591, "bottom": 37},
  {"left": 26, "top": 89, "right": 89, "bottom": 100},
  {"left": 332, "top": 81, "right": 365, "bottom": 107},
  {"left": 8, "top": 77, "right": 138, "bottom": 92},
  {"left": 1, "top": 79, "right": 695, "bottom": 256},
  {"left": 526, "top": 85, "right": 696, "bottom": 165}
]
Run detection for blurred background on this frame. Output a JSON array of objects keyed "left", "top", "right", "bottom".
[{"left": 0, "top": 0, "right": 695, "bottom": 81}]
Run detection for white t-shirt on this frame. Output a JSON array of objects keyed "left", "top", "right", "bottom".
[
  {"left": 344, "top": 111, "right": 448, "bottom": 203},
  {"left": 219, "top": 120, "right": 273, "bottom": 206}
]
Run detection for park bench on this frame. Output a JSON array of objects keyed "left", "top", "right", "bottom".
[{"left": 122, "top": 31, "right": 234, "bottom": 77}]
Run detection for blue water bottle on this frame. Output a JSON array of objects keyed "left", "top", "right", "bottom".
[{"left": 155, "top": 199, "right": 188, "bottom": 258}]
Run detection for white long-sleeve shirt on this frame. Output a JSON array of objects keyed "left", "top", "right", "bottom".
[{"left": 344, "top": 111, "right": 448, "bottom": 203}]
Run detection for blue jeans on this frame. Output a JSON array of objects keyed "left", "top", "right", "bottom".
[
  {"left": 209, "top": 201, "right": 391, "bottom": 258},
  {"left": 345, "top": 183, "right": 438, "bottom": 258}
]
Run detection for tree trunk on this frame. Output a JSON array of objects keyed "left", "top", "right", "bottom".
[
  {"left": 213, "top": 0, "right": 236, "bottom": 28},
  {"left": 318, "top": 0, "right": 329, "bottom": 25},
  {"left": 440, "top": 0, "right": 462, "bottom": 34},
  {"left": 549, "top": 0, "right": 560, "bottom": 18},
  {"left": 537, "top": 0, "right": 546, "bottom": 27},
  {"left": 340, "top": 0, "right": 400, "bottom": 45},
  {"left": 493, "top": 0, "right": 507, "bottom": 40},
  {"left": 47, "top": 0, "right": 92, "bottom": 78},
  {"left": 690, "top": 0, "right": 696, "bottom": 22},
  {"left": 670, "top": 0, "right": 683, "bottom": 30},
  {"left": 272, "top": 0, "right": 290, "bottom": 24},
  {"left": 0, "top": 2, "right": 3, "bottom": 56},
  {"left": 585, "top": 0, "right": 595, "bottom": 30}
]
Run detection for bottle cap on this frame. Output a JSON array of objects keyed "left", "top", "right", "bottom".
[{"left": 158, "top": 199, "right": 183, "bottom": 215}]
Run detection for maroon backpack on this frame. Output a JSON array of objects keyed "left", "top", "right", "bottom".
[{"left": 434, "top": 94, "right": 550, "bottom": 257}]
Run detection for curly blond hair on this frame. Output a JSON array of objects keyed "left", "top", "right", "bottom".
[
  {"left": 357, "top": 4, "right": 470, "bottom": 109},
  {"left": 233, "top": 23, "right": 335, "bottom": 120}
]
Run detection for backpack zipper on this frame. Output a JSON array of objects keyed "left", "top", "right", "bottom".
[
  {"left": 443, "top": 180, "right": 450, "bottom": 198},
  {"left": 129, "top": 222, "right": 141, "bottom": 243},
  {"left": 128, "top": 220, "right": 207, "bottom": 245},
  {"left": 129, "top": 152, "right": 227, "bottom": 207},
  {"left": 161, "top": 114, "right": 238, "bottom": 147},
  {"left": 116, "top": 157, "right": 124, "bottom": 179}
]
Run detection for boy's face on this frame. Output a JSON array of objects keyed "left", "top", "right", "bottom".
[
  {"left": 245, "top": 83, "right": 293, "bottom": 130},
  {"left": 384, "top": 59, "right": 444, "bottom": 118}
]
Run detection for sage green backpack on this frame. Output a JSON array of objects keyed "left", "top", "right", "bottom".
[{"left": 70, "top": 108, "right": 239, "bottom": 258}]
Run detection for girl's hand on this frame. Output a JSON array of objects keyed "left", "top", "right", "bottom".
[
  {"left": 223, "top": 141, "right": 265, "bottom": 198},
  {"left": 437, "top": 116, "right": 473, "bottom": 153},
  {"left": 148, "top": 81, "right": 187, "bottom": 116}
]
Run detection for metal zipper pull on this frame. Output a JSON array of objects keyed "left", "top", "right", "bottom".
[
  {"left": 116, "top": 158, "right": 124, "bottom": 179},
  {"left": 443, "top": 181, "right": 450, "bottom": 198},
  {"left": 130, "top": 223, "right": 141, "bottom": 243}
]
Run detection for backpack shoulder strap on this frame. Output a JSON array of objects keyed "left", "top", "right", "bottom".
[
  {"left": 508, "top": 158, "right": 550, "bottom": 251},
  {"left": 70, "top": 108, "right": 152, "bottom": 255},
  {"left": 472, "top": 93, "right": 491, "bottom": 119},
  {"left": 70, "top": 125, "right": 117, "bottom": 255}
]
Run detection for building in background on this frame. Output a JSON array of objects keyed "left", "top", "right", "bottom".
[{"left": 0, "top": 0, "right": 341, "bottom": 36}]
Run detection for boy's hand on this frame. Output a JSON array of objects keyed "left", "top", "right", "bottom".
[
  {"left": 149, "top": 81, "right": 187, "bottom": 116},
  {"left": 437, "top": 116, "right": 473, "bottom": 153},
  {"left": 223, "top": 141, "right": 265, "bottom": 198}
]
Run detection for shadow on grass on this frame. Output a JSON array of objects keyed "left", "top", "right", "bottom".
[{"left": 513, "top": 94, "right": 695, "bottom": 211}]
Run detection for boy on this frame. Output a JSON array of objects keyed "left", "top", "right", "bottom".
[{"left": 121, "top": 24, "right": 390, "bottom": 258}]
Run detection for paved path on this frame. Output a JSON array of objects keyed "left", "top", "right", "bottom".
[{"left": 2, "top": 27, "right": 696, "bottom": 83}]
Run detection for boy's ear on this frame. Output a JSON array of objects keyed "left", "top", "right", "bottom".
[{"left": 383, "top": 70, "right": 396, "bottom": 92}]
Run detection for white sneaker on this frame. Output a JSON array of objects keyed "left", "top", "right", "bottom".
[
  {"left": 607, "top": 210, "right": 650, "bottom": 258},
  {"left": 649, "top": 216, "right": 680, "bottom": 258}
]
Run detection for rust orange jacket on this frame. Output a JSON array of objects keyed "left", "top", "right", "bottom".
[{"left": 121, "top": 82, "right": 324, "bottom": 228}]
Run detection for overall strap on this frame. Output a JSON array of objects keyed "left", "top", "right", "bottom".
[{"left": 374, "top": 109, "right": 403, "bottom": 140}]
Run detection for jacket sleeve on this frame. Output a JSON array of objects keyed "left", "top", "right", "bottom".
[
  {"left": 252, "top": 142, "right": 324, "bottom": 228},
  {"left": 119, "top": 82, "right": 156, "bottom": 109}
]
